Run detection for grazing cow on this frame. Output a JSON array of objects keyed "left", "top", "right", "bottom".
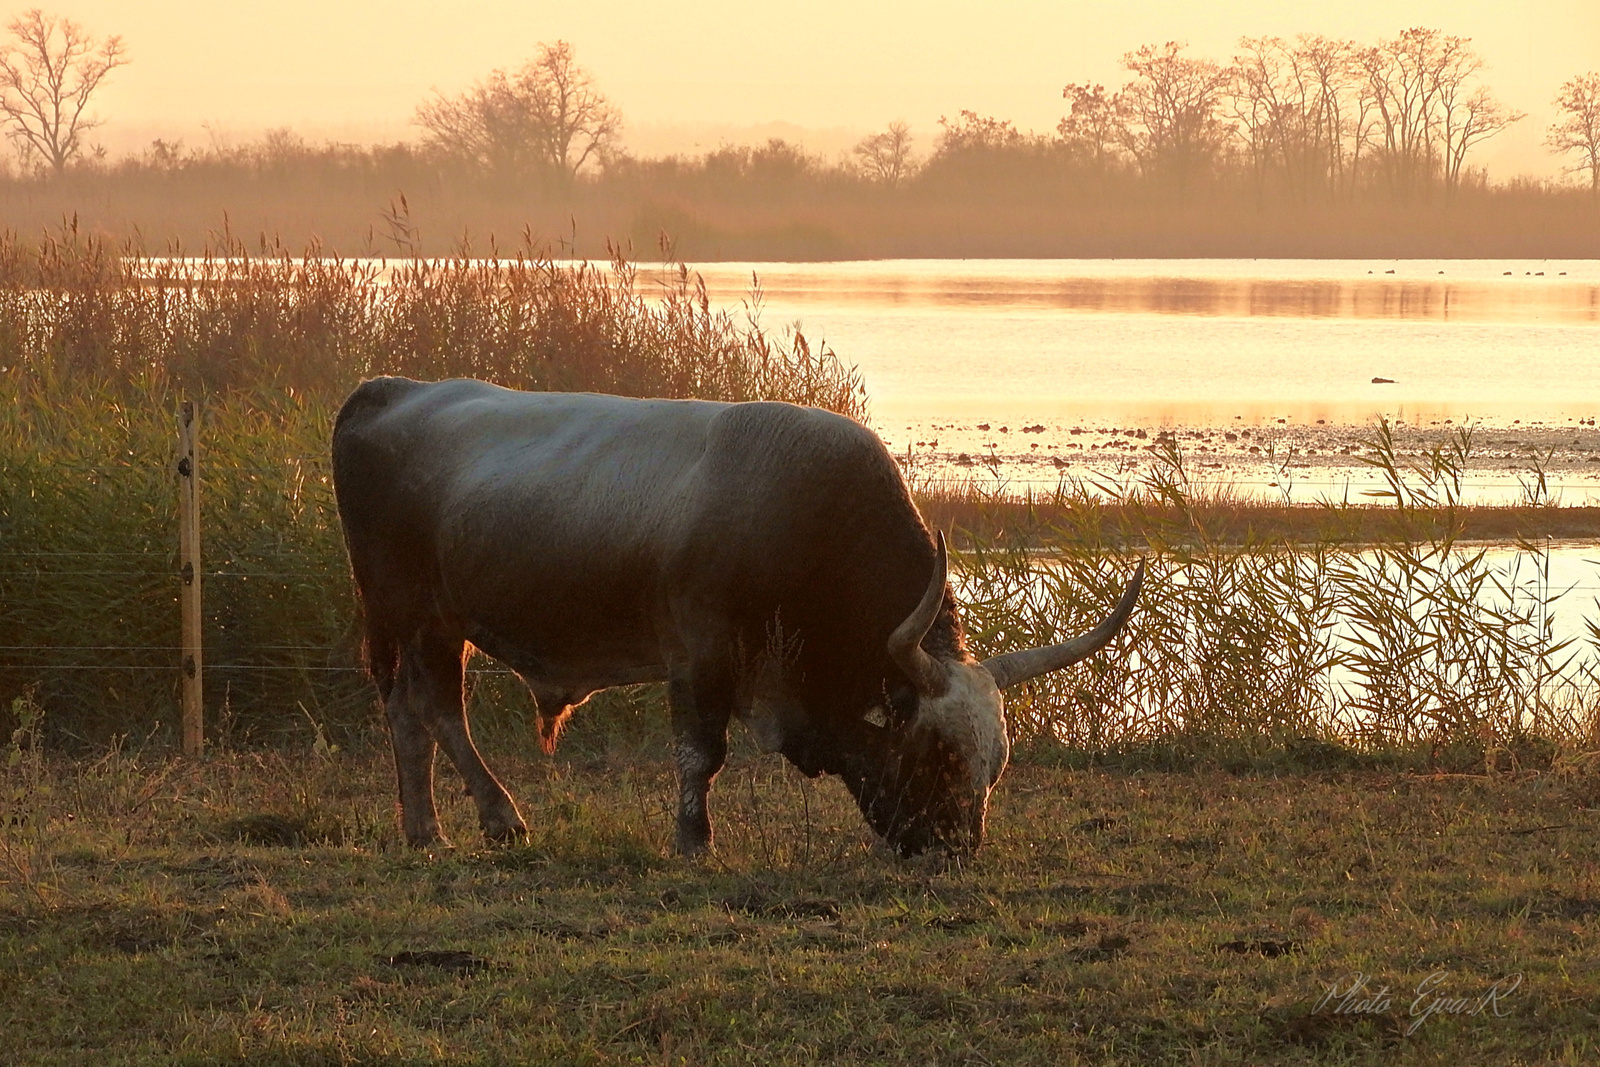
[{"left": 332, "top": 377, "right": 1141, "bottom": 856}]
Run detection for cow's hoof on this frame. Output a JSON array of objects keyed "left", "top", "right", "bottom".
[
  {"left": 479, "top": 799, "right": 527, "bottom": 843},
  {"left": 674, "top": 833, "right": 713, "bottom": 860},
  {"left": 404, "top": 829, "right": 451, "bottom": 850},
  {"left": 400, "top": 809, "right": 449, "bottom": 849},
  {"left": 481, "top": 818, "right": 528, "bottom": 844}
]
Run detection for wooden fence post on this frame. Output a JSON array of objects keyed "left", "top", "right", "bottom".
[{"left": 178, "top": 401, "right": 203, "bottom": 757}]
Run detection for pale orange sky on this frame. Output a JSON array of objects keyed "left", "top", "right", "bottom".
[{"left": 48, "top": 0, "right": 1600, "bottom": 177}]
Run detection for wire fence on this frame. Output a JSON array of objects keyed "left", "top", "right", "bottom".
[
  {"left": 0, "top": 527, "right": 530, "bottom": 749},
  {"left": 1, "top": 441, "right": 437, "bottom": 744},
  {"left": 6, "top": 440, "right": 1600, "bottom": 749}
]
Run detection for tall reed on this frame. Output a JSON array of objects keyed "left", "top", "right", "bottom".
[{"left": 0, "top": 223, "right": 867, "bottom": 413}]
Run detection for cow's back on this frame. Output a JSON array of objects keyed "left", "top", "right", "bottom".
[
  {"left": 332, "top": 378, "right": 926, "bottom": 696},
  {"left": 336, "top": 379, "right": 705, "bottom": 669}
]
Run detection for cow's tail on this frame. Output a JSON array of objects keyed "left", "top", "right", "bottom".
[
  {"left": 332, "top": 376, "right": 419, "bottom": 705},
  {"left": 363, "top": 622, "right": 401, "bottom": 703}
]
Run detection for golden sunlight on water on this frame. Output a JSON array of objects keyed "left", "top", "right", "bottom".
[
  {"left": 678, "top": 259, "right": 1600, "bottom": 324},
  {"left": 646, "top": 259, "right": 1600, "bottom": 504},
  {"left": 651, "top": 259, "right": 1600, "bottom": 427}
]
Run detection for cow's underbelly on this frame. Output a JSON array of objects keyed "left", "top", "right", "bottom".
[{"left": 456, "top": 578, "right": 667, "bottom": 690}]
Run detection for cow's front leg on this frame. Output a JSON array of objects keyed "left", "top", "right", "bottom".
[{"left": 667, "top": 660, "right": 734, "bottom": 857}]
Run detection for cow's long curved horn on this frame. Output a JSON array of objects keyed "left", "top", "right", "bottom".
[
  {"left": 980, "top": 559, "right": 1145, "bottom": 691},
  {"left": 888, "top": 531, "right": 950, "bottom": 697}
]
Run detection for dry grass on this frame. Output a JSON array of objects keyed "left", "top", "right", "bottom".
[
  {"left": 939, "top": 431, "right": 1600, "bottom": 755},
  {"left": 1, "top": 707, "right": 1597, "bottom": 1064},
  {"left": 920, "top": 492, "right": 1600, "bottom": 549},
  {"left": 0, "top": 223, "right": 866, "bottom": 411}
]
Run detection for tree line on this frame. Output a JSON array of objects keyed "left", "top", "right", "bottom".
[
  {"left": 3, "top": 11, "right": 1598, "bottom": 197},
  {"left": 2, "top": 11, "right": 1599, "bottom": 258},
  {"left": 405, "top": 31, "right": 1600, "bottom": 203},
  {"left": 1052, "top": 32, "right": 1600, "bottom": 201}
]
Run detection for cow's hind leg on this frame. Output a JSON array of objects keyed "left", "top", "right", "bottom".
[
  {"left": 404, "top": 630, "right": 529, "bottom": 844},
  {"left": 667, "top": 658, "right": 735, "bottom": 857},
  {"left": 386, "top": 641, "right": 446, "bottom": 848}
]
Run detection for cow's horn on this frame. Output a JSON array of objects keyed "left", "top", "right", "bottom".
[
  {"left": 980, "top": 559, "right": 1145, "bottom": 690},
  {"left": 888, "top": 531, "right": 950, "bottom": 697}
]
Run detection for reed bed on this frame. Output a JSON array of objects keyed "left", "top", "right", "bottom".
[
  {"left": 0, "top": 231, "right": 864, "bottom": 743},
  {"left": 953, "top": 431, "right": 1600, "bottom": 761},
  {"left": 2, "top": 232, "right": 1596, "bottom": 763},
  {"left": 0, "top": 223, "right": 867, "bottom": 410}
]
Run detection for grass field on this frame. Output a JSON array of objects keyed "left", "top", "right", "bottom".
[{"left": 3, "top": 697, "right": 1598, "bottom": 1065}]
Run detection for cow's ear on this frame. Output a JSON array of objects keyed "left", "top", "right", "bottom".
[{"left": 881, "top": 679, "right": 919, "bottom": 727}]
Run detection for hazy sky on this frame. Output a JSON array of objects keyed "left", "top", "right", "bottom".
[{"left": 52, "top": 0, "right": 1600, "bottom": 177}]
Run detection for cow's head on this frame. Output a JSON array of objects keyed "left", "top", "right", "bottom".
[{"left": 851, "top": 534, "right": 1143, "bottom": 856}]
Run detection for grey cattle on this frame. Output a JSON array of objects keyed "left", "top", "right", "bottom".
[{"left": 332, "top": 377, "right": 1141, "bottom": 855}]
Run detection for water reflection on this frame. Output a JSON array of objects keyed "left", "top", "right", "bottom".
[{"left": 669, "top": 260, "right": 1600, "bottom": 325}]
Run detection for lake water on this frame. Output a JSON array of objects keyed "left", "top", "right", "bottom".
[
  {"left": 671, "top": 259, "right": 1600, "bottom": 658},
  {"left": 649, "top": 259, "right": 1600, "bottom": 505}
]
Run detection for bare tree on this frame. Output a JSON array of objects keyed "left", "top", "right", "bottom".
[
  {"left": 1116, "top": 42, "right": 1234, "bottom": 191},
  {"left": 921, "top": 110, "right": 1056, "bottom": 190},
  {"left": 1228, "top": 35, "right": 1377, "bottom": 202},
  {"left": 1359, "top": 29, "right": 1445, "bottom": 199},
  {"left": 416, "top": 41, "right": 619, "bottom": 182},
  {"left": 1358, "top": 28, "right": 1516, "bottom": 198},
  {"left": 523, "top": 41, "right": 620, "bottom": 178},
  {"left": 852, "top": 120, "right": 914, "bottom": 186},
  {"left": 1228, "top": 37, "right": 1299, "bottom": 199},
  {"left": 1439, "top": 85, "right": 1521, "bottom": 191},
  {"left": 1548, "top": 73, "right": 1600, "bottom": 197},
  {"left": 0, "top": 9, "right": 126, "bottom": 175},
  {"left": 417, "top": 72, "right": 537, "bottom": 177},
  {"left": 1058, "top": 83, "right": 1126, "bottom": 171},
  {"left": 934, "top": 110, "right": 1026, "bottom": 156},
  {"left": 1297, "top": 35, "right": 1373, "bottom": 199},
  {"left": 1433, "top": 42, "right": 1521, "bottom": 191}
]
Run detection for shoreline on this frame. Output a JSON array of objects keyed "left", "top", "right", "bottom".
[
  {"left": 915, "top": 496, "right": 1600, "bottom": 545},
  {"left": 890, "top": 418, "right": 1600, "bottom": 510}
]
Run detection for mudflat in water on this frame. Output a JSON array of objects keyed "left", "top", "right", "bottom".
[{"left": 650, "top": 259, "right": 1600, "bottom": 504}]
